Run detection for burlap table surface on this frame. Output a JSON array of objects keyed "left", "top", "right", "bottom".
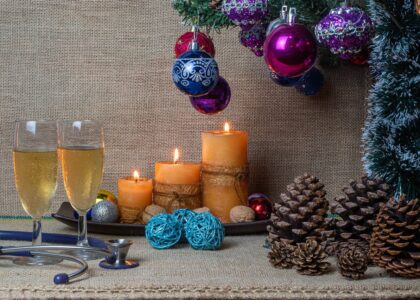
[
  {"left": 0, "top": 219, "right": 418, "bottom": 300},
  {"left": 0, "top": 0, "right": 368, "bottom": 216}
]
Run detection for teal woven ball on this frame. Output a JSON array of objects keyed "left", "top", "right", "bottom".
[
  {"left": 145, "top": 214, "right": 182, "bottom": 249},
  {"left": 173, "top": 209, "right": 196, "bottom": 241},
  {"left": 185, "top": 212, "right": 225, "bottom": 250}
]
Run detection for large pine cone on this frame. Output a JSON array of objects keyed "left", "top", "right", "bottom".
[
  {"left": 330, "top": 176, "right": 391, "bottom": 245},
  {"left": 293, "top": 239, "right": 330, "bottom": 275},
  {"left": 267, "top": 173, "right": 330, "bottom": 245},
  {"left": 268, "top": 240, "right": 295, "bottom": 269},
  {"left": 370, "top": 196, "right": 420, "bottom": 278},
  {"left": 337, "top": 244, "right": 368, "bottom": 279}
]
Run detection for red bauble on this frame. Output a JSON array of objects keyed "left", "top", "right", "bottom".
[
  {"left": 248, "top": 193, "right": 272, "bottom": 220},
  {"left": 174, "top": 31, "right": 216, "bottom": 58}
]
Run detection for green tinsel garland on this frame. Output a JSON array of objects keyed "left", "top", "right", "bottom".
[{"left": 362, "top": 0, "right": 420, "bottom": 198}]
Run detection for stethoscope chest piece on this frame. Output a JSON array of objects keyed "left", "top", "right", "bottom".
[{"left": 99, "top": 239, "right": 139, "bottom": 270}]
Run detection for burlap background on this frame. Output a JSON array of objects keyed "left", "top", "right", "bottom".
[{"left": 0, "top": 0, "right": 367, "bottom": 216}]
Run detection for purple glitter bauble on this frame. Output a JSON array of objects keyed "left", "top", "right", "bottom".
[
  {"left": 190, "top": 76, "right": 231, "bottom": 115},
  {"left": 263, "top": 23, "right": 317, "bottom": 78},
  {"left": 239, "top": 24, "right": 266, "bottom": 57},
  {"left": 222, "top": 0, "right": 268, "bottom": 30},
  {"left": 315, "top": 5, "right": 374, "bottom": 60}
]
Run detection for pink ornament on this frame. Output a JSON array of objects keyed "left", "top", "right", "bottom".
[{"left": 263, "top": 23, "right": 317, "bottom": 78}]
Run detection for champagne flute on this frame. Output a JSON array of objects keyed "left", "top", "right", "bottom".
[
  {"left": 13, "top": 120, "right": 61, "bottom": 266},
  {"left": 58, "top": 120, "right": 104, "bottom": 260}
]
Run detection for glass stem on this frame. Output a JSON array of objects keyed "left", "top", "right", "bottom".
[
  {"left": 32, "top": 218, "right": 42, "bottom": 246},
  {"left": 77, "top": 213, "right": 89, "bottom": 247}
]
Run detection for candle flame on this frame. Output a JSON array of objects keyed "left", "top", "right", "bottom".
[
  {"left": 224, "top": 122, "right": 230, "bottom": 132},
  {"left": 133, "top": 170, "right": 140, "bottom": 181},
  {"left": 173, "top": 148, "right": 180, "bottom": 164}
]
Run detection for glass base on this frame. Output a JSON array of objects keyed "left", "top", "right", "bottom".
[
  {"left": 64, "top": 248, "right": 103, "bottom": 261},
  {"left": 13, "top": 255, "right": 63, "bottom": 266}
]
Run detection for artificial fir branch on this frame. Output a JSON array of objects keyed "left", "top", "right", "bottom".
[
  {"left": 363, "top": 0, "right": 420, "bottom": 199},
  {"left": 171, "top": 0, "right": 341, "bottom": 30}
]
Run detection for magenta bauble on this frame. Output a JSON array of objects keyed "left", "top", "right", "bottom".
[
  {"left": 263, "top": 23, "right": 317, "bottom": 78},
  {"left": 190, "top": 76, "right": 231, "bottom": 115}
]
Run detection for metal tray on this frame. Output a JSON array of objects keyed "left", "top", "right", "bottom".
[{"left": 52, "top": 202, "right": 268, "bottom": 236}]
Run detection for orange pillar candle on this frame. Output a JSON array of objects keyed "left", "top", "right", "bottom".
[
  {"left": 118, "top": 170, "right": 153, "bottom": 223},
  {"left": 154, "top": 148, "right": 201, "bottom": 212},
  {"left": 201, "top": 122, "right": 249, "bottom": 223}
]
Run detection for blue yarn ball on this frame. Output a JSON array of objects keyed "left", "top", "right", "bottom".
[
  {"left": 91, "top": 200, "right": 119, "bottom": 223},
  {"left": 173, "top": 209, "right": 196, "bottom": 241},
  {"left": 172, "top": 49, "right": 219, "bottom": 96},
  {"left": 145, "top": 214, "right": 182, "bottom": 249},
  {"left": 294, "top": 67, "right": 324, "bottom": 96},
  {"left": 185, "top": 212, "right": 225, "bottom": 250}
]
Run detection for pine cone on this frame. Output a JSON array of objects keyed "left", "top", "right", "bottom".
[
  {"left": 370, "top": 196, "right": 420, "bottom": 278},
  {"left": 268, "top": 240, "right": 295, "bottom": 269},
  {"left": 330, "top": 176, "right": 391, "bottom": 245},
  {"left": 209, "top": 0, "right": 222, "bottom": 9},
  {"left": 337, "top": 244, "right": 368, "bottom": 279},
  {"left": 337, "top": 240, "right": 370, "bottom": 258},
  {"left": 267, "top": 173, "right": 329, "bottom": 246},
  {"left": 293, "top": 239, "right": 330, "bottom": 275}
]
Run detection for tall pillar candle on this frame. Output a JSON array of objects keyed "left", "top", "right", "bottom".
[
  {"left": 201, "top": 123, "right": 249, "bottom": 223},
  {"left": 154, "top": 148, "right": 201, "bottom": 212}
]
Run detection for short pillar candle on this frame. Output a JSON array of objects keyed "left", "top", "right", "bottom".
[
  {"left": 201, "top": 122, "right": 249, "bottom": 223},
  {"left": 118, "top": 170, "right": 153, "bottom": 224},
  {"left": 154, "top": 148, "right": 202, "bottom": 212}
]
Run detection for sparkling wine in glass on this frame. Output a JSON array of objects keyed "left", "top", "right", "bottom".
[
  {"left": 13, "top": 120, "right": 61, "bottom": 266},
  {"left": 58, "top": 120, "right": 104, "bottom": 260}
]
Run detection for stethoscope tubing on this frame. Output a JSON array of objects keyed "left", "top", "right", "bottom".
[
  {"left": 0, "top": 230, "right": 110, "bottom": 284},
  {"left": 0, "top": 230, "right": 107, "bottom": 249}
]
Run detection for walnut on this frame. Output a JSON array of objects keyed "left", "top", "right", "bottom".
[
  {"left": 142, "top": 204, "right": 166, "bottom": 223},
  {"left": 230, "top": 205, "right": 255, "bottom": 223}
]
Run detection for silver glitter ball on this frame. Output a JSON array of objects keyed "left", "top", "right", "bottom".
[{"left": 91, "top": 200, "right": 119, "bottom": 223}]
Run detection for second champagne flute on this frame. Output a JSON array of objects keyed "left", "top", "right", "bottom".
[{"left": 58, "top": 120, "right": 104, "bottom": 260}]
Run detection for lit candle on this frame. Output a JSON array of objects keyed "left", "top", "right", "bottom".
[
  {"left": 154, "top": 148, "right": 201, "bottom": 212},
  {"left": 118, "top": 170, "right": 153, "bottom": 223},
  {"left": 202, "top": 122, "right": 249, "bottom": 223},
  {"left": 155, "top": 148, "right": 201, "bottom": 185}
]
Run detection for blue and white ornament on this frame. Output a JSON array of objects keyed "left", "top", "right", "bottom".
[
  {"left": 91, "top": 200, "right": 119, "bottom": 223},
  {"left": 172, "top": 46, "right": 219, "bottom": 96}
]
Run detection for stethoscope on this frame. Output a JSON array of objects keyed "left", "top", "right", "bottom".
[{"left": 0, "top": 230, "right": 139, "bottom": 284}]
